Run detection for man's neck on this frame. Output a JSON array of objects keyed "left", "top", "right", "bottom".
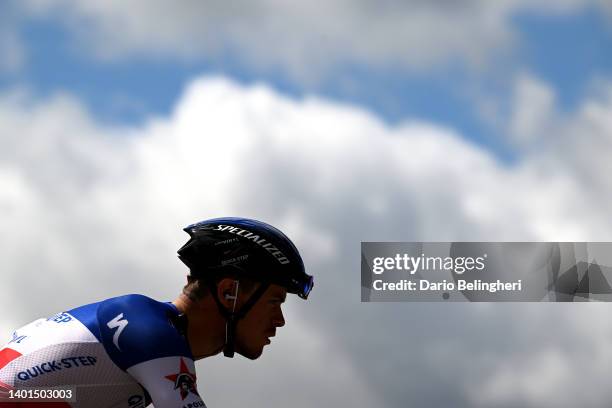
[
  {"left": 172, "top": 294, "right": 226, "bottom": 360},
  {"left": 172, "top": 292, "right": 193, "bottom": 314}
]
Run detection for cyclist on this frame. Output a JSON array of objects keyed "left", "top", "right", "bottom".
[{"left": 0, "top": 217, "right": 313, "bottom": 407}]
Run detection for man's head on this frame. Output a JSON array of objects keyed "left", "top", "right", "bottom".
[
  {"left": 182, "top": 276, "right": 287, "bottom": 360},
  {"left": 176, "top": 217, "right": 313, "bottom": 358}
]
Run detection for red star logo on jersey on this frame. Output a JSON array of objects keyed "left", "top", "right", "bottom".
[{"left": 164, "top": 358, "right": 199, "bottom": 400}]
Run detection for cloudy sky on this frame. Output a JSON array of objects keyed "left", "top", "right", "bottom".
[{"left": 2, "top": 1, "right": 612, "bottom": 407}]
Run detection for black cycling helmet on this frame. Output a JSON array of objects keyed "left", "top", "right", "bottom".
[
  {"left": 178, "top": 217, "right": 313, "bottom": 299},
  {"left": 177, "top": 217, "right": 313, "bottom": 358}
]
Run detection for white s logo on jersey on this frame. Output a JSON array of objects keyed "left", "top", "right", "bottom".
[{"left": 107, "top": 313, "right": 129, "bottom": 351}]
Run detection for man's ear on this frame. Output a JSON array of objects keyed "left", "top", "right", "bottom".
[{"left": 217, "top": 278, "right": 239, "bottom": 309}]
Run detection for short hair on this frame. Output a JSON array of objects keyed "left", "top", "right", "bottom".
[{"left": 182, "top": 274, "right": 259, "bottom": 302}]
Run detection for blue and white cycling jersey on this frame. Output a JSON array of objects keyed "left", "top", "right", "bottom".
[{"left": 0, "top": 294, "right": 206, "bottom": 408}]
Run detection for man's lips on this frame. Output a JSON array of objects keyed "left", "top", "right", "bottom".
[{"left": 265, "top": 331, "right": 276, "bottom": 344}]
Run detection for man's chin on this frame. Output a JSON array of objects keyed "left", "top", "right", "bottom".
[{"left": 236, "top": 346, "right": 264, "bottom": 360}]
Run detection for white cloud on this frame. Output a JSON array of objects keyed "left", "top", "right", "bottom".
[
  {"left": 508, "top": 73, "right": 612, "bottom": 211},
  {"left": 8, "top": 0, "right": 604, "bottom": 81},
  {"left": 463, "top": 304, "right": 612, "bottom": 408},
  {"left": 510, "top": 74, "right": 556, "bottom": 146},
  {"left": 2, "top": 76, "right": 612, "bottom": 406}
]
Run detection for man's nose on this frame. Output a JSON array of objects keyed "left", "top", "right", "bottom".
[{"left": 273, "top": 310, "right": 285, "bottom": 327}]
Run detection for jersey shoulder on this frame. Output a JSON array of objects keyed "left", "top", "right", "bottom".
[{"left": 97, "top": 294, "right": 192, "bottom": 371}]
